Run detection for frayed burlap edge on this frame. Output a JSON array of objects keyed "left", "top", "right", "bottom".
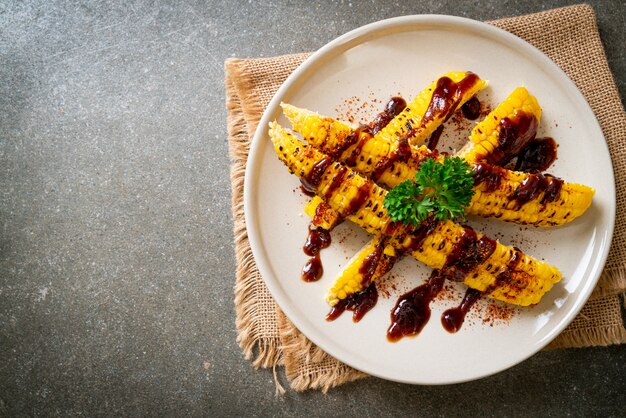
[
  {"left": 276, "top": 308, "right": 368, "bottom": 393},
  {"left": 225, "top": 58, "right": 266, "bottom": 139},
  {"left": 226, "top": 60, "right": 283, "bottom": 370}
]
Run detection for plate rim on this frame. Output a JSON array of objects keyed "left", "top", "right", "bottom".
[{"left": 243, "top": 14, "right": 616, "bottom": 385}]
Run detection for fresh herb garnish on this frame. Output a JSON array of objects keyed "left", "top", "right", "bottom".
[{"left": 383, "top": 156, "right": 475, "bottom": 225}]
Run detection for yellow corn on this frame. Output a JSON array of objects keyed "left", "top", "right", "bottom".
[
  {"left": 457, "top": 87, "right": 542, "bottom": 163},
  {"left": 326, "top": 236, "right": 397, "bottom": 306},
  {"left": 303, "top": 196, "right": 341, "bottom": 230},
  {"left": 470, "top": 168, "right": 594, "bottom": 226},
  {"left": 270, "top": 122, "right": 562, "bottom": 306},
  {"left": 376, "top": 71, "right": 487, "bottom": 147},
  {"left": 285, "top": 104, "right": 594, "bottom": 227},
  {"left": 282, "top": 103, "right": 355, "bottom": 157},
  {"left": 282, "top": 71, "right": 485, "bottom": 172}
]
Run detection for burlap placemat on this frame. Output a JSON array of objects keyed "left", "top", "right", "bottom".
[{"left": 225, "top": 4, "right": 626, "bottom": 393}]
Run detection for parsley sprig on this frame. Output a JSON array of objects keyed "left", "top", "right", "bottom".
[{"left": 383, "top": 157, "right": 475, "bottom": 225}]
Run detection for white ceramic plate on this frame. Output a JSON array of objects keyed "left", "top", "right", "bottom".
[{"left": 244, "top": 15, "right": 615, "bottom": 384}]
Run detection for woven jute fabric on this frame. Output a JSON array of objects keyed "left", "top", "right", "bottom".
[{"left": 225, "top": 4, "right": 626, "bottom": 392}]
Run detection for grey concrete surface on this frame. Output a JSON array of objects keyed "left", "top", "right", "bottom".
[{"left": 0, "top": 0, "right": 624, "bottom": 416}]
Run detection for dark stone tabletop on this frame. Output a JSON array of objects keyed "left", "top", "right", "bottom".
[{"left": 1, "top": 1, "right": 624, "bottom": 416}]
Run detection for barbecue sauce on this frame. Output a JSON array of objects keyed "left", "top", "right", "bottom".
[
  {"left": 326, "top": 283, "right": 378, "bottom": 322},
  {"left": 300, "top": 157, "right": 331, "bottom": 194},
  {"left": 336, "top": 96, "right": 407, "bottom": 164},
  {"left": 514, "top": 137, "right": 558, "bottom": 173},
  {"left": 442, "top": 226, "right": 497, "bottom": 282},
  {"left": 461, "top": 97, "right": 481, "bottom": 120},
  {"left": 511, "top": 173, "right": 564, "bottom": 209},
  {"left": 483, "top": 111, "right": 538, "bottom": 165},
  {"left": 388, "top": 225, "right": 499, "bottom": 340},
  {"left": 367, "top": 97, "right": 407, "bottom": 135},
  {"left": 359, "top": 243, "right": 385, "bottom": 287},
  {"left": 441, "top": 288, "right": 482, "bottom": 333},
  {"left": 472, "top": 163, "right": 506, "bottom": 193},
  {"left": 299, "top": 97, "right": 405, "bottom": 285},
  {"left": 441, "top": 248, "right": 524, "bottom": 333},
  {"left": 422, "top": 73, "right": 481, "bottom": 126},
  {"left": 324, "top": 165, "right": 348, "bottom": 198},
  {"left": 302, "top": 256, "right": 323, "bottom": 282},
  {"left": 426, "top": 125, "right": 444, "bottom": 150},
  {"left": 387, "top": 270, "right": 446, "bottom": 341},
  {"left": 371, "top": 137, "right": 413, "bottom": 181},
  {"left": 301, "top": 225, "right": 331, "bottom": 282}
]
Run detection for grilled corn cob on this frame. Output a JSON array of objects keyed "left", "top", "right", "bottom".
[
  {"left": 457, "top": 87, "right": 541, "bottom": 164},
  {"left": 304, "top": 196, "right": 342, "bottom": 230},
  {"left": 326, "top": 236, "right": 398, "bottom": 304},
  {"left": 282, "top": 71, "right": 485, "bottom": 170},
  {"left": 270, "top": 122, "right": 562, "bottom": 306},
  {"left": 285, "top": 104, "right": 595, "bottom": 226},
  {"left": 376, "top": 71, "right": 487, "bottom": 147}
]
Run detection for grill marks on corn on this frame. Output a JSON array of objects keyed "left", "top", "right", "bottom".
[
  {"left": 479, "top": 110, "right": 539, "bottom": 166},
  {"left": 471, "top": 161, "right": 565, "bottom": 217},
  {"left": 400, "top": 72, "right": 481, "bottom": 147},
  {"left": 326, "top": 282, "right": 379, "bottom": 323},
  {"left": 511, "top": 173, "right": 564, "bottom": 210},
  {"left": 441, "top": 226, "right": 497, "bottom": 282},
  {"left": 285, "top": 100, "right": 592, "bottom": 227},
  {"left": 269, "top": 126, "right": 562, "bottom": 307}
]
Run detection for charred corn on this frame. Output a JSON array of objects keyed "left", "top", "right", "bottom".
[
  {"left": 270, "top": 122, "right": 562, "bottom": 306},
  {"left": 376, "top": 71, "right": 487, "bottom": 147},
  {"left": 282, "top": 71, "right": 485, "bottom": 167},
  {"left": 457, "top": 87, "right": 541, "bottom": 164},
  {"left": 286, "top": 104, "right": 594, "bottom": 226},
  {"left": 470, "top": 165, "right": 594, "bottom": 226},
  {"left": 304, "top": 196, "right": 341, "bottom": 230},
  {"left": 326, "top": 236, "right": 398, "bottom": 306}
]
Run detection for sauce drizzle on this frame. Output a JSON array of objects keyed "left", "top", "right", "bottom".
[
  {"left": 326, "top": 283, "right": 378, "bottom": 322},
  {"left": 426, "top": 125, "right": 444, "bottom": 150},
  {"left": 461, "top": 97, "right": 481, "bottom": 120},
  {"left": 422, "top": 73, "right": 481, "bottom": 126},
  {"left": 514, "top": 137, "right": 558, "bottom": 173},
  {"left": 359, "top": 243, "right": 385, "bottom": 287},
  {"left": 387, "top": 270, "right": 446, "bottom": 341},
  {"left": 371, "top": 137, "right": 413, "bottom": 181},
  {"left": 367, "top": 97, "right": 407, "bottom": 135},
  {"left": 301, "top": 225, "right": 331, "bottom": 282},
  {"left": 343, "top": 180, "right": 372, "bottom": 217},
  {"left": 398, "top": 73, "right": 480, "bottom": 145},
  {"left": 441, "top": 288, "right": 482, "bottom": 333},
  {"left": 334, "top": 96, "right": 407, "bottom": 163},
  {"left": 511, "top": 173, "right": 564, "bottom": 209},
  {"left": 300, "top": 157, "right": 332, "bottom": 194},
  {"left": 442, "top": 226, "right": 497, "bottom": 282},
  {"left": 472, "top": 163, "right": 506, "bottom": 193},
  {"left": 300, "top": 96, "right": 406, "bottom": 285},
  {"left": 323, "top": 165, "right": 348, "bottom": 199},
  {"left": 388, "top": 224, "right": 499, "bottom": 341},
  {"left": 484, "top": 111, "right": 538, "bottom": 165}
]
